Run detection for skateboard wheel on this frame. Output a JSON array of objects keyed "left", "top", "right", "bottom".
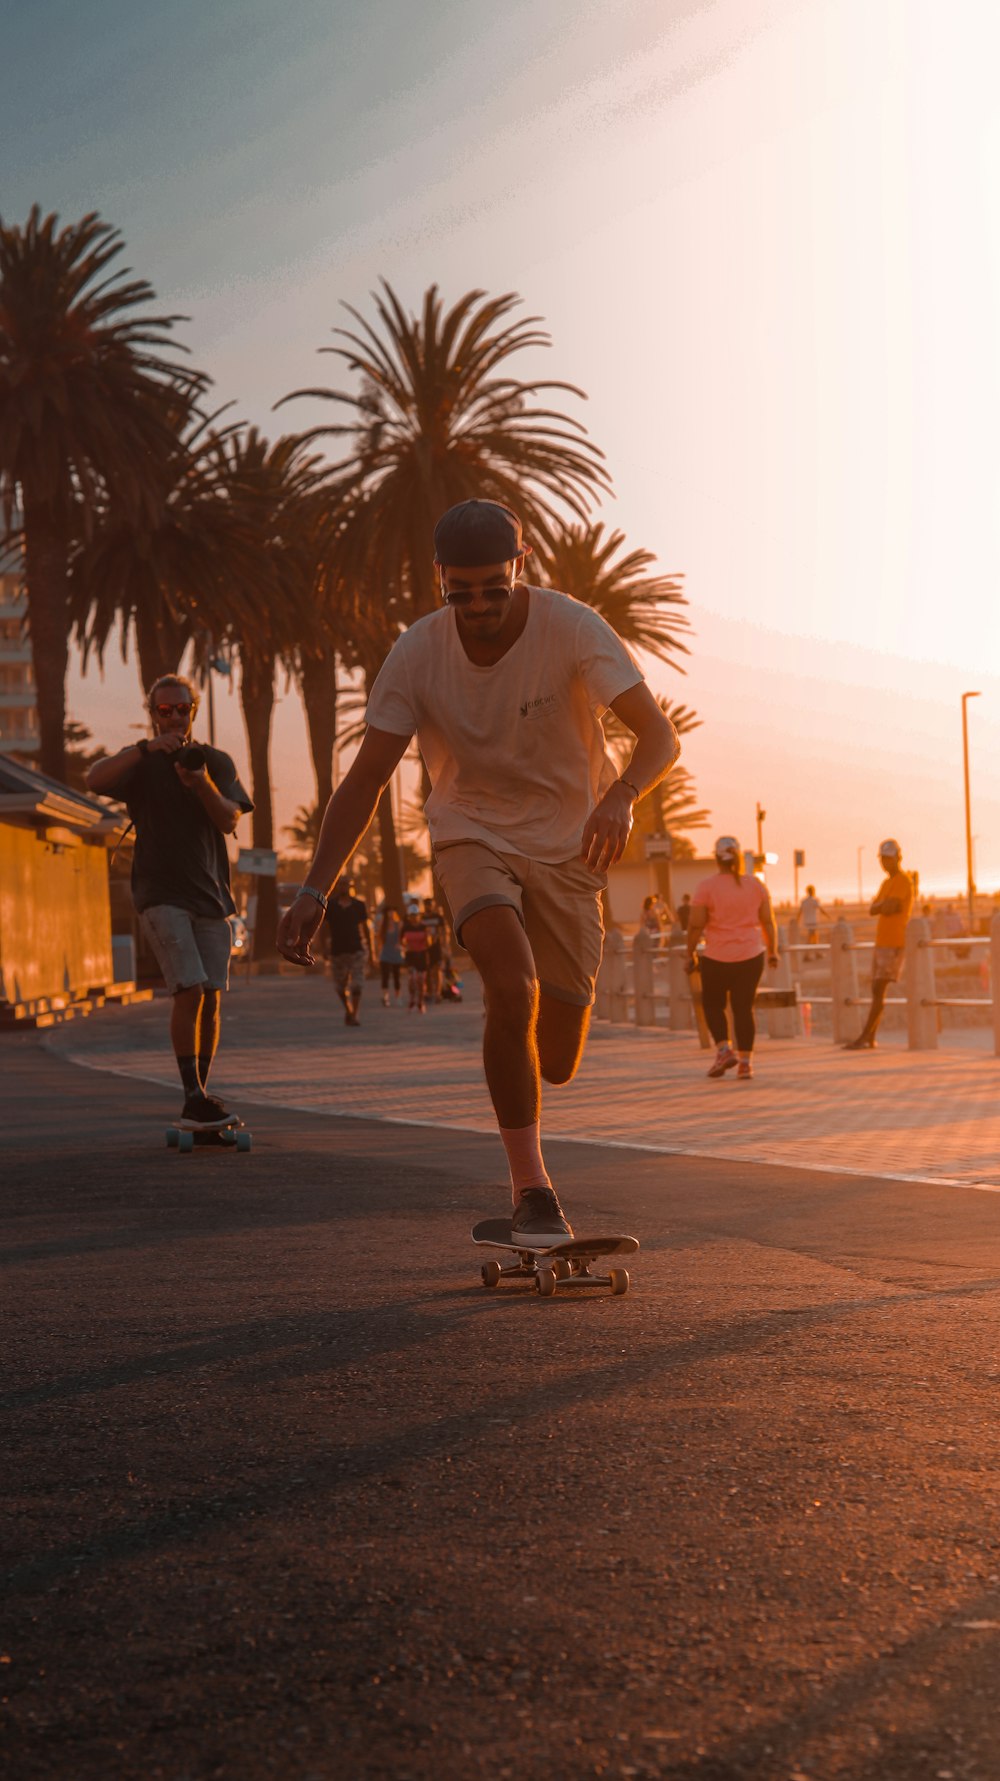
[
  {"left": 553, "top": 1257, "right": 572, "bottom": 1281},
  {"left": 178, "top": 1131, "right": 194, "bottom": 1154},
  {"left": 535, "top": 1268, "right": 557, "bottom": 1297},
  {"left": 236, "top": 1131, "right": 252, "bottom": 1152},
  {"left": 166, "top": 1129, "right": 178, "bottom": 1148},
  {"left": 609, "top": 1268, "right": 630, "bottom": 1296},
  {"left": 481, "top": 1260, "right": 502, "bottom": 1288}
]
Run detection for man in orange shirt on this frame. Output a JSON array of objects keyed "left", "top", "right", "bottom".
[{"left": 844, "top": 838, "right": 914, "bottom": 1050}]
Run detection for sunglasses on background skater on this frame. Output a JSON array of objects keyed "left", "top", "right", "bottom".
[{"left": 439, "top": 578, "right": 517, "bottom": 607}]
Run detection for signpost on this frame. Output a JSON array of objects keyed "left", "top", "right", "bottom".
[{"left": 236, "top": 847, "right": 278, "bottom": 878}]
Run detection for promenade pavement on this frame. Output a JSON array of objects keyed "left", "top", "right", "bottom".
[
  {"left": 8, "top": 990, "right": 1000, "bottom": 1778},
  {"left": 45, "top": 973, "right": 1000, "bottom": 1192}
]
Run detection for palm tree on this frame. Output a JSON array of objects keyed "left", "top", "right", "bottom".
[
  {"left": 537, "top": 521, "right": 689, "bottom": 671},
  {"left": 215, "top": 429, "right": 335, "bottom": 956},
  {"left": 0, "top": 206, "right": 206, "bottom": 777},
  {"left": 280, "top": 281, "right": 612, "bottom": 620},
  {"left": 69, "top": 400, "right": 274, "bottom": 693}
]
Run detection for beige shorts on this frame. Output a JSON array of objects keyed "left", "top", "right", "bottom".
[{"left": 433, "top": 840, "right": 606, "bottom": 1007}]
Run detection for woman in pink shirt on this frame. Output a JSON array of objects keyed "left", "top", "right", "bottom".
[{"left": 684, "top": 836, "right": 779, "bottom": 1079}]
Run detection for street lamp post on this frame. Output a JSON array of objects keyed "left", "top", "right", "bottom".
[
  {"left": 755, "top": 802, "right": 766, "bottom": 866},
  {"left": 857, "top": 845, "right": 864, "bottom": 908},
  {"left": 962, "top": 691, "right": 981, "bottom": 932}
]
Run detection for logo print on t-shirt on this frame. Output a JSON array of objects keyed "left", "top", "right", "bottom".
[{"left": 519, "top": 693, "right": 557, "bottom": 720}]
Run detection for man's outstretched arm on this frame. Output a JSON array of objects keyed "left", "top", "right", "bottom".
[
  {"left": 278, "top": 726, "right": 410, "bottom": 966},
  {"left": 580, "top": 683, "right": 680, "bottom": 874}
]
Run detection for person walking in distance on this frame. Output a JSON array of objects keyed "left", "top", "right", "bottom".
[
  {"left": 85, "top": 674, "right": 253, "bottom": 1128},
  {"left": 422, "top": 896, "right": 448, "bottom": 1004},
  {"left": 377, "top": 906, "right": 404, "bottom": 1007},
  {"left": 277, "top": 498, "right": 679, "bottom": 1238},
  {"left": 798, "top": 883, "right": 830, "bottom": 961},
  {"left": 325, "top": 877, "right": 375, "bottom": 1027},
  {"left": 844, "top": 838, "right": 913, "bottom": 1050},
  {"left": 685, "top": 837, "right": 779, "bottom": 1080},
  {"left": 400, "top": 904, "right": 430, "bottom": 1012}
]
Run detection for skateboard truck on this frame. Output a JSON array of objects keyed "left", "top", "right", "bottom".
[{"left": 472, "top": 1220, "right": 638, "bottom": 1297}]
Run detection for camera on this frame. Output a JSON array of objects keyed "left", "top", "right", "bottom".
[{"left": 175, "top": 744, "right": 208, "bottom": 771}]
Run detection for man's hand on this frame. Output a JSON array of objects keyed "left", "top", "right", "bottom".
[
  {"left": 148, "top": 732, "right": 186, "bottom": 755},
  {"left": 278, "top": 894, "right": 326, "bottom": 967},
  {"left": 580, "top": 782, "right": 634, "bottom": 874}
]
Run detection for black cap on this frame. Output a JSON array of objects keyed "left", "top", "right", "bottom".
[{"left": 433, "top": 499, "right": 530, "bottom": 567}]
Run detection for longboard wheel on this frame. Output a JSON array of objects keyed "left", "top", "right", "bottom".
[
  {"left": 553, "top": 1257, "right": 572, "bottom": 1281},
  {"left": 166, "top": 1129, "right": 178, "bottom": 1148},
  {"left": 235, "top": 1131, "right": 252, "bottom": 1153},
  {"left": 609, "top": 1268, "right": 630, "bottom": 1296},
  {"left": 177, "top": 1131, "right": 194, "bottom": 1154},
  {"left": 535, "top": 1268, "right": 557, "bottom": 1297},
  {"left": 481, "top": 1260, "right": 502, "bottom": 1288}
]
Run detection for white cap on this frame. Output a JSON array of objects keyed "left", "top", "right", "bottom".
[
  {"left": 878, "top": 837, "right": 901, "bottom": 858},
  {"left": 714, "top": 835, "right": 741, "bottom": 860}
]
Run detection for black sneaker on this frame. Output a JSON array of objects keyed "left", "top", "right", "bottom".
[
  {"left": 181, "top": 1091, "right": 231, "bottom": 1130},
  {"left": 511, "top": 1187, "right": 574, "bottom": 1241}
]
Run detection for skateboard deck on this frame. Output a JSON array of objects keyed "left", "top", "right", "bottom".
[
  {"left": 472, "top": 1218, "right": 638, "bottom": 1297},
  {"left": 165, "top": 1115, "right": 252, "bottom": 1154}
]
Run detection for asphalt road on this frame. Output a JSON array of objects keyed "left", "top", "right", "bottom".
[{"left": 4, "top": 1037, "right": 1000, "bottom": 1780}]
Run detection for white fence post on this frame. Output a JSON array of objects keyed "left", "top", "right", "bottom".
[
  {"left": 765, "top": 924, "right": 798, "bottom": 1037},
  {"left": 992, "top": 913, "right": 1000, "bottom": 1059},
  {"left": 829, "top": 919, "right": 858, "bottom": 1044},
  {"left": 905, "top": 916, "right": 938, "bottom": 1050},
  {"left": 601, "top": 928, "right": 629, "bottom": 1024},
  {"left": 633, "top": 928, "right": 657, "bottom": 1026},
  {"left": 668, "top": 944, "right": 692, "bottom": 1030}
]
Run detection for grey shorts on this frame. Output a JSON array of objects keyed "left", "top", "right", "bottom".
[
  {"left": 331, "top": 950, "right": 367, "bottom": 994},
  {"left": 872, "top": 945, "right": 905, "bottom": 985},
  {"left": 140, "top": 904, "right": 232, "bottom": 995},
  {"left": 432, "top": 840, "right": 606, "bottom": 1007}
]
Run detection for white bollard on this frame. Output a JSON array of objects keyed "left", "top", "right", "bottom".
[
  {"left": 603, "top": 928, "right": 630, "bottom": 1025},
  {"left": 668, "top": 944, "right": 693, "bottom": 1030},
  {"left": 633, "top": 928, "right": 657, "bottom": 1026},
  {"left": 905, "top": 917, "right": 938, "bottom": 1050},
  {"left": 829, "top": 919, "right": 859, "bottom": 1044}
]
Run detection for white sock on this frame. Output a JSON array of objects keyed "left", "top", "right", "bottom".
[{"left": 499, "top": 1122, "right": 551, "bottom": 1202}]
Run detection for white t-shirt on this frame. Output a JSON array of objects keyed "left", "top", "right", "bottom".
[{"left": 365, "top": 586, "right": 643, "bottom": 862}]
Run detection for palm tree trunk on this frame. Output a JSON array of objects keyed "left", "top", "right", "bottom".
[
  {"left": 299, "top": 645, "right": 338, "bottom": 812},
  {"left": 134, "top": 601, "right": 190, "bottom": 694},
  {"left": 239, "top": 644, "right": 277, "bottom": 960},
  {"left": 22, "top": 497, "right": 70, "bottom": 781}
]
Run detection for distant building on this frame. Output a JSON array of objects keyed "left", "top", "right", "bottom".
[{"left": 0, "top": 567, "right": 39, "bottom": 760}]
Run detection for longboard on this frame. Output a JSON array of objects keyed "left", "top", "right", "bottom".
[
  {"left": 165, "top": 1116, "right": 252, "bottom": 1154},
  {"left": 472, "top": 1217, "right": 639, "bottom": 1297}
]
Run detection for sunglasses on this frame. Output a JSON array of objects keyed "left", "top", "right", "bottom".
[
  {"left": 154, "top": 702, "right": 194, "bottom": 717},
  {"left": 440, "top": 578, "right": 515, "bottom": 608}
]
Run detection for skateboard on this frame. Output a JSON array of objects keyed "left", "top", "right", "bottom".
[
  {"left": 165, "top": 1116, "right": 252, "bottom": 1154},
  {"left": 472, "top": 1218, "right": 639, "bottom": 1297}
]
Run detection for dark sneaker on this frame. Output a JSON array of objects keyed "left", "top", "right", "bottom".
[
  {"left": 181, "top": 1092, "right": 231, "bottom": 1130},
  {"left": 843, "top": 1035, "right": 876, "bottom": 1051},
  {"left": 511, "top": 1187, "right": 574, "bottom": 1241}
]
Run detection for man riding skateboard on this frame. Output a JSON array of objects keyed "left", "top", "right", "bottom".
[
  {"left": 278, "top": 499, "right": 680, "bottom": 1237},
  {"left": 86, "top": 673, "right": 253, "bottom": 1128}
]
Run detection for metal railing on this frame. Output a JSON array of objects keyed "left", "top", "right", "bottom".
[{"left": 594, "top": 914, "right": 1000, "bottom": 1055}]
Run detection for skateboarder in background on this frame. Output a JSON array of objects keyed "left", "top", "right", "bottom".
[
  {"left": 278, "top": 498, "right": 680, "bottom": 1238},
  {"left": 325, "top": 877, "right": 375, "bottom": 1027},
  {"left": 85, "top": 673, "right": 253, "bottom": 1127},
  {"left": 844, "top": 838, "right": 913, "bottom": 1050}
]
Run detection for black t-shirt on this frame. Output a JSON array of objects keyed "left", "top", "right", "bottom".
[
  {"left": 326, "top": 896, "right": 370, "bottom": 954},
  {"left": 120, "top": 744, "right": 253, "bottom": 919}
]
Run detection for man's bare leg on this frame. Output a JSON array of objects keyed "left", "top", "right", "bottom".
[
  {"left": 460, "top": 905, "right": 574, "bottom": 1235},
  {"left": 537, "top": 995, "right": 590, "bottom": 1086},
  {"left": 169, "top": 983, "right": 206, "bottom": 1101}
]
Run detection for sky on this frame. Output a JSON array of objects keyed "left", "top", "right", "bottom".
[{"left": 5, "top": 0, "right": 1000, "bottom": 898}]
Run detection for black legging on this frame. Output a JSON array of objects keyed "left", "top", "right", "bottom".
[{"left": 699, "top": 953, "right": 766, "bottom": 1052}]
